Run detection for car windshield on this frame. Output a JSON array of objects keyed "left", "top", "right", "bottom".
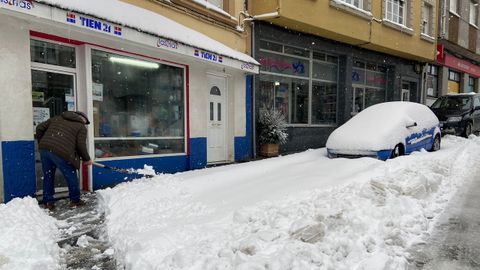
[{"left": 431, "top": 96, "right": 472, "bottom": 110}]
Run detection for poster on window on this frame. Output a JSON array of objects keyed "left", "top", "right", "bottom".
[
  {"left": 32, "top": 91, "right": 45, "bottom": 102},
  {"left": 33, "top": 107, "right": 50, "bottom": 132},
  {"left": 92, "top": 83, "right": 104, "bottom": 101}
]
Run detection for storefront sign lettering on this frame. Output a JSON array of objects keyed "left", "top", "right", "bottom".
[
  {"left": 366, "top": 76, "right": 386, "bottom": 85},
  {"left": 241, "top": 63, "right": 255, "bottom": 70},
  {"left": 0, "top": 0, "right": 32, "bottom": 9},
  {"left": 194, "top": 49, "right": 223, "bottom": 63},
  {"left": 66, "top": 12, "right": 122, "bottom": 36},
  {"left": 157, "top": 38, "right": 178, "bottom": 49},
  {"left": 259, "top": 57, "right": 305, "bottom": 74}
]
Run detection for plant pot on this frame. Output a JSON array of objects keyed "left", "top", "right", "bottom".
[{"left": 259, "top": 143, "right": 279, "bottom": 157}]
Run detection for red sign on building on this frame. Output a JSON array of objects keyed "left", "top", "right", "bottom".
[{"left": 437, "top": 48, "right": 480, "bottom": 78}]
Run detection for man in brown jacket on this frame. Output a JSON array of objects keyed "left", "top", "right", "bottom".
[{"left": 35, "top": 111, "right": 93, "bottom": 210}]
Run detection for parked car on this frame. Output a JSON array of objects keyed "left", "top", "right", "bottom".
[
  {"left": 429, "top": 93, "right": 480, "bottom": 137},
  {"left": 326, "top": 101, "right": 441, "bottom": 160}
]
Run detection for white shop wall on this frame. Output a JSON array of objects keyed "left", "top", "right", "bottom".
[{"left": 0, "top": 16, "right": 33, "bottom": 141}]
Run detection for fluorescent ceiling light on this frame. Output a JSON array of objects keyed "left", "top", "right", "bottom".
[{"left": 109, "top": 56, "right": 159, "bottom": 69}]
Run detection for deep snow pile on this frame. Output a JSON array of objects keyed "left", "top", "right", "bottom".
[
  {"left": 0, "top": 197, "right": 60, "bottom": 270},
  {"left": 97, "top": 136, "right": 480, "bottom": 270}
]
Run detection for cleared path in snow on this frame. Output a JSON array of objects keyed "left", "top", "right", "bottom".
[{"left": 409, "top": 171, "right": 480, "bottom": 269}]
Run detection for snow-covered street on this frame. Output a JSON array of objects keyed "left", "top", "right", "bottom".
[{"left": 2, "top": 135, "right": 480, "bottom": 270}]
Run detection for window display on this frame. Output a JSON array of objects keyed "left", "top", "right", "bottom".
[
  {"left": 91, "top": 49, "right": 185, "bottom": 158},
  {"left": 258, "top": 40, "right": 339, "bottom": 126}
]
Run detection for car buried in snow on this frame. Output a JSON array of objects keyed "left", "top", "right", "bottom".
[{"left": 326, "top": 101, "right": 441, "bottom": 160}]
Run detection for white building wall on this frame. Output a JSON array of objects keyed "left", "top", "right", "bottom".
[
  {"left": 0, "top": 16, "right": 33, "bottom": 141},
  {"left": 0, "top": 15, "right": 34, "bottom": 201}
]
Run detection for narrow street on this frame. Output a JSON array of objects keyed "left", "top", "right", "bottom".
[{"left": 409, "top": 174, "right": 480, "bottom": 269}]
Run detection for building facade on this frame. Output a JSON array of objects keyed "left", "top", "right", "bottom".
[
  {"left": 249, "top": 0, "right": 439, "bottom": 154},
  {"left": 427, "top": 0, "right": 480, "bottom": 106},
  {"left": 0, "top": 0, "right": 258, "bottom": 203}
]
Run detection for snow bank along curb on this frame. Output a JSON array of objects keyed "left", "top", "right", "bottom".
[
  {"left": 97, "top": 136, "right": 480, "bottom": 269},
  {"left": 0, "top": 198, "right": 60, "bottom": 270}
]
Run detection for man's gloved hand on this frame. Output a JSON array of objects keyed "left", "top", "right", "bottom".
[{"left": 84, "top": 160, "right": 94, "bottom": 166}]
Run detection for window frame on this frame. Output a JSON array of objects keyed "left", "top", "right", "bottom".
[
  {"left": 385, "top": 0, "right": 407, "bottom": 26},
  {"left": 450, "top": 0, "right": 459, "bottom": 14},
  {"left": 339, "top": 0, "right": 364, "bottom": 9},
  {"left": 422, "top": 2, "right": 433, "bottom": 36},
  {"left": 470, "top": 0, "right": 478, "bottom": 26}
]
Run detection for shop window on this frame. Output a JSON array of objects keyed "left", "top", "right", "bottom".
[
  {"left": 257, "top": 46, "right": 339, "bottom": 126},
  {"left": 259, "top": 40, "right": 283, "bottom": 53},
  {"left": 30, "top": 39, "right": 76, "bottom": 68},
  {"left": 385, "top": 0, "right": 407, "bottom": 25},
  {"left": 468, "top": 76, "right": 477, "bottom": 92},
  {"left": 312, "top": 82, "right": 337, "bottom": 124},
  {"left": 258, "top": 51, "right": 309, "bottom": 78},
  {"left": 91, "top": 49, "right": 185, "bottom": 158},
  {"left": 284, "top": 45, "right": 310, "bottom": 58},
  {"left": 426, "top": 65, "right": 439, "bottom": 97},
  {"left": 352, "top": 59, "right": 387, "bottom": 113},
  {"left": 448, "top": 70, "right": 460, "bottom": 93}
]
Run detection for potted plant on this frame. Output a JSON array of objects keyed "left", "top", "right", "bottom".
[{"left": 257, "top": 109, "right": 288, "bottom": 157}]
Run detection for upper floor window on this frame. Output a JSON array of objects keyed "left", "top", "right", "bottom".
[
  {"left": 450, "top": 0, "right": 459, "bottom": 13},
  {"left": 339, "top": 0, "right": 363, "bottom": 9},
  {"left": 385, "top": 0, "right": 406, "bottom": 25},
  {"left": 205, "top": 0, "right": 223, "bottom": 9},
  {"left": 470, "top": 0, "right": 478, "bottom": 25},
  {"left": 422, "top": 3, "right": 433, "bottom": 35}
]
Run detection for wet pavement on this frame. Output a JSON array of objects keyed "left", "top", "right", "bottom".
[
  {"left": 47, "top": 193, "right": 117, "bottom": 270},
  {"left": 409, "top": 176, "right": 480, "bottom": 270}
]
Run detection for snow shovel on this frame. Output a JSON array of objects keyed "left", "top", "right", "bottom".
[{"left": 93, "top": 162, "right": 155, "bottom": 178}]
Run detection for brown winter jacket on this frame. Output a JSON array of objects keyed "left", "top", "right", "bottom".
[{"left": 35, "top": 111, "right": 91, "bottom": 169}]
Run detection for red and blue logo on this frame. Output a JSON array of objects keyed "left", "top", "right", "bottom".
[
  {"left": 66, "top": 12, "right": 76, "bottom": 24},
  {"left": 114, "top": 26, "right": 122, "bottom": 36}
]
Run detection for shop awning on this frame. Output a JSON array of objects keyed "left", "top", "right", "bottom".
[{"left": 0, "top": 0, "right": 259, "bottom": 73}]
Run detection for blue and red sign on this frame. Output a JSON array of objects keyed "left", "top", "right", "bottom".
[
  {"left": 194, "top": 49, "right": 223, "bottom": 63},
  {"left": 65, "top": 12, "right": 121, "bottom": 37},
  {"left": 66, "top": 12, "right": 76, "bottom": 23}
]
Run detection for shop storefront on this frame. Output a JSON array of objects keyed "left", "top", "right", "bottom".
[
  {"left": 253, "top": 23, "right": 423, "bottom": 154},
  {"left": 435, "top": 45, "right": 480, "bottom": 98},
  {"left": 0, "top": 1, "right": 258, "bottom": 202}
]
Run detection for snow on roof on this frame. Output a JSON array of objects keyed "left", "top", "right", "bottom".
[{"left": 36, "top": 0, "right": 259, "bottom": 65}]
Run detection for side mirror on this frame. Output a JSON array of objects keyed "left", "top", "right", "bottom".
[{"left": 406, "top": 122, "right": 417, "bottom": 128}]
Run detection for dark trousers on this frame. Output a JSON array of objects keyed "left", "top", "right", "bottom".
[{"left": 40, "top": 150, "right": 80, "bottom": 203}]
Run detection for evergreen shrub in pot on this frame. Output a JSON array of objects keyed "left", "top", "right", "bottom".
[{"left": 257, "top": 109, "right": 288, "bottom": 157}]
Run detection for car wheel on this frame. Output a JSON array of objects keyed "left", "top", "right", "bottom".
[
  {"left": 390, "top": 144, "right": 403, "bottom": 158},
  {"left": 464, "top": 123, "right": 472, "bottom": 138},
  {"left": 430, "top": 135, "right": 441, "bottom": 151}
]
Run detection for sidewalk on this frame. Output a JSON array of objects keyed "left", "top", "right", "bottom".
[
  {"left": 48, "top": 193, "right": 116, "bottom": 270},
  {"left": 409, "top": 176, "right": 480, "bottom": 269}
]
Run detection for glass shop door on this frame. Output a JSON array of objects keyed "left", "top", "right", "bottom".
[{"left": 32, "top": 68, "right": 76, "bottom": 197}]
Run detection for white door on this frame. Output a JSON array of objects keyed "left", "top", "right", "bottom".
[
  {"left": 401, "top": 89, "right": 410, "bottom": 101},
  {"left": 207, "top": 75, "right": 227, "bottom": 163},
  {"left": 31, "top": 68, "right": 77, "bottom": 195}
]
